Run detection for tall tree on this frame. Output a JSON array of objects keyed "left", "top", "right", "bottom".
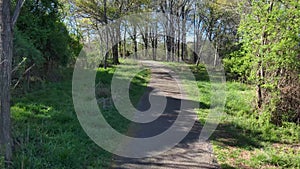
[
  {"left": 0, "top": 0, "right": 25, "bottom": 166},
  {"left": 194, "top": 0, "right": 239, "bottom": 65},
  {"left": 74, "top": 0, "right": 146, "bottom": 65}
]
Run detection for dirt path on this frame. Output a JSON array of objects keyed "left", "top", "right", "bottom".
[{"left": 111, "top": 61, "right": 219, "bottom": 169}]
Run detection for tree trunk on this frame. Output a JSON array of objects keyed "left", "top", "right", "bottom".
[
  {"left": 257, "top": 59, "right": 264, "bottom": 109},
  {"left": 123, "top": 25, "right": 127, "bottom": 58},
  {"left": 196, "top": 32, "right": 208, "bottom": 66},
  {"left": 133, "top": 25, "right": 138, "bottom": 59},
  {"left": 214, "top": 42, "right": 218, "bottom": 67},
  {"left": 150, "top": 24, "right": 157, "bottom": 61},
  {"left": 170, "top": 16, "right": 175, "bottom": 62},
  {"left": 154, "top": 31, "right": 157, "bottom": 61},
  {"left": 112, "top": 43, "right": 119, "bottom": 64},
  {"left": 0, "top": 0, "right": 13, "bottom": 165},
  {"left": 113, "top": 24, "right": 120, "bottom": 65},
  {"left": 177, "top": 15, "right": 181, "bottom": 62},
  {"left": 193, "top": 4, "right": 197, "bottom": 63},
  {"left": 103, "top": 0, "right": 108, "bottom": 69},
  {"left": 256, "top": 21, "right": 268, "bottom": 109},
  {"left": 144, "top": 26, "right": 149, "bottom": 58},
  {"left": 166, "top": 35, "right": 172, "bottom": 61},
  {"left": 181, "top": 7, "right": 187, "bottom": 61}
]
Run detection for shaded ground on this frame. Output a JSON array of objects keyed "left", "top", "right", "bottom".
[{"left": 112, "top": 61, "right": 219, "bottom": 169}]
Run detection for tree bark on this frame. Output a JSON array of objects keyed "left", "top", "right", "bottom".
[
  {"left": 150, "top": 23, "right": 157, "bottom": 61},
  {"left": 113, "top": 23, "right": 120, "bottom": 65},
  {"left": 0, "top": 0, "right": 13, "bottom": 166},
  {"left": 112, "top": 43, "right": 119, "bottom": 64},
  {"left": 181, "top": 6, "right": 187, "bottom": 61},
  {"left": 143, "top": 26, "right": 149, "bottom": 58},
  {"left": 214, "top": 42, "right": 218, "bottom": 67},
  {"left": 177, "top": 12, "right": 181, "bottom": 62},
  {"left": 123, "top": 26, "right": 127, "bottom": 58},
  {"left": 103, "top": 0, "right": 108, "bottom": 69},
  {"left": 133, "top": 25, "right": 138, "bottom": 59}
]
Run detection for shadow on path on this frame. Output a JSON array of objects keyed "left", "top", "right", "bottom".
[{"left": 111, "top": 61, "right": 219, "bottom": 169}]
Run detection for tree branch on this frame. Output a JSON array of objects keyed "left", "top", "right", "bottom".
[
  {"left": 13, "top": 63, "right": 35, "bottom": 89},
  {"left": 12, "top": 0, "right": 25, "bottom": 27}
]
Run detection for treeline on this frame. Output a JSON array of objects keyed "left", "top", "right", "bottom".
[
  {"left": 71, "top": 0, "right": 239, "bottom": 65},
  {"left": 8, "top": 0, "right": 300, "bottom": 130},
  {"left": 70, "top": 0, "right": 299, "bottom": 125}
]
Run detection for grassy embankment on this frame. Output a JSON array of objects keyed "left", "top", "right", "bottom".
[
  {"left": 8, "top": 61, "right": 150, "bottom": 169},
  {"left": 191, "top": 65, "right": 300, "bottom": 169},
  {"left": 161, "top": 61, "right": 299, "bottom": 168}
]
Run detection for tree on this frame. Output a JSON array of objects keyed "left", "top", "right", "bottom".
[
  {"left": 194, "top": 0, "right": 239, "bottom": 65},
  {"left": 0, "top": 0, "right": 25, "bottom": 166},
  {"left": 12, "top": 0, "right": 81, "bottom": 85},
  {"left": 74, "top": 0, "right": 124, "bottom": 66},
  {"left": 238, "top": 0, "right": 300, "bottom": 124},
  {"left": 159, "top": 0, "right": 193, "bottom": 62}
]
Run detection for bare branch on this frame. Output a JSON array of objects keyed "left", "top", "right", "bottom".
[
  {"left": 13, "top": 63, "right": 35, "bottom": 89},
  {"left": 11, "top": 57, "right": 26, "bottom": 73},
  {"left": 12, "top": 0, "right": 25, "bottom": 27}
]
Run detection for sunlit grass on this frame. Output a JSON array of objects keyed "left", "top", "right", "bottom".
[
  {"left": 9, "top": 60, "right": 299, "bottom": 168},
  {"left": 11, "top": 62, "right": 150, "bottom": 169},
  {"left": 189, "top": 64, "right": 300, "bottom": 169}
]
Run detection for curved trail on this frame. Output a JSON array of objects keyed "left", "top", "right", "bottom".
[{"left": 111, "top": 61, "right": 219, "bottom": 169}]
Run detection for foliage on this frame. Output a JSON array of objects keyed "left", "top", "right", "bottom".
[
  {"left": 12, "top": 0, "right": 82, "bottom": 89},
  {"left": 204, "top": 0, "right": 240, "bottom": 58},
  {"left": 223, "top": 50, "right": 251, "bottom": 81},
  {"left": 233, "top": 0, "right": 300, "bottom": 124},
  {"left": 13, "top": 29, "right": 43, "bottom": 66}
]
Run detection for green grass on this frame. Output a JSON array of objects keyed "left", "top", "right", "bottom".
[
  {"left": 11, "top": 62, "right": 150, "bottom": 168},
  {"left": 190, "top": 65, "right": 300, "bottom": 169},
  {"left": 0, "top": 157, "right": 3, "bottom": 169},
  {"left": 9, "top": 60, "right": 300, "bottom": 168}
]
